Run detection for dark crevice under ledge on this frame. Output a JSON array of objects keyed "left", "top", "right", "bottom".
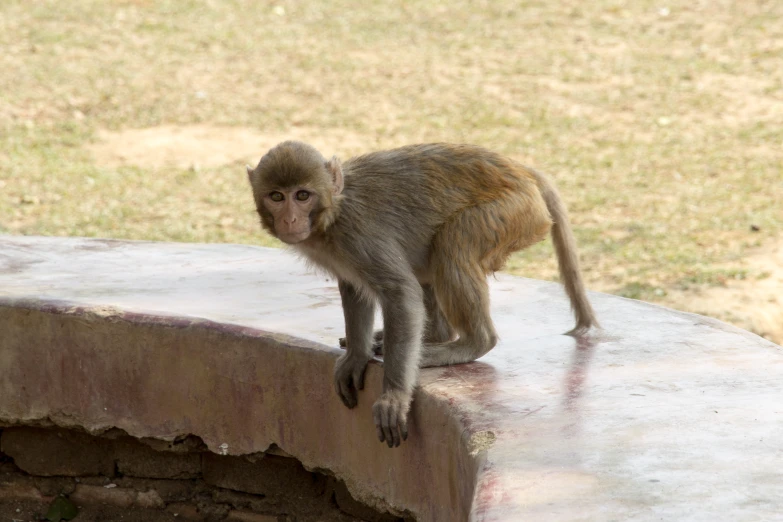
[{"left": 0, "top": 236, "right": 781, "bottom": 521}]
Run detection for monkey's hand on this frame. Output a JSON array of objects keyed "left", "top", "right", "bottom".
[
  {"left": 372, "top": 389, "right": 411, "bottom": 448},
  {"left": 334, "top": 352, "right": 371, "bottom": 409}
]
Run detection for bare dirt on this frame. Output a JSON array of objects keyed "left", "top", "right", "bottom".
[
  {"left": 87, "top": 125, "right": 783, "bottom": 346},
  {"left": 88, "top": 125, "right": 368, "bottom": 170},
  {"left": 664, "top": 238, "right": 783, "bottom": 343}
]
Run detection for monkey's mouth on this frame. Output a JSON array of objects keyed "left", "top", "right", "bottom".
[{"left": 278, "top": 231, "right": 311, "bottom": 244}]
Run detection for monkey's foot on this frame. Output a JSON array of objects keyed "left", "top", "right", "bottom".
[
  {"left": 419, "top": 337, "right": 494, "bottom": 367},
  {"left": 333, "top": 352, "right": 372, "bottom": 409},
  {"left": 338, "top": 330, "right": 384, "bottom": 356},
  {"left": 372, "top": 389, "right": 411, "bottom": 448}
]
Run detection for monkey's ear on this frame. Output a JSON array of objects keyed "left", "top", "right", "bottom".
[
  {"left": 246, "top": 164, "right": 256, "bottom": 183},
  {"left": 326, "top": 156, "right": 344, "bottom": 195}
]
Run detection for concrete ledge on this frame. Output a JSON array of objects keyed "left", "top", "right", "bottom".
[{"left": 1, "top": 236, "right": 782, "bottom": 521}]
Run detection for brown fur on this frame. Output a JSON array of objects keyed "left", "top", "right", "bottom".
[{"left": 248, "top": 141, "right": 598, "bottom": 447}]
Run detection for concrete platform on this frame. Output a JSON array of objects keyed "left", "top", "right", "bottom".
[{"left": 0, "top": 235, "right": 781, "bottom": 521}]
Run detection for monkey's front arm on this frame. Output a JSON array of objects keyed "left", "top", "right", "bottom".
[
  {"left": 371, "top": 278, "right": 424, "bottom": 447},
  {"left": 334, "top": 275, "right": 424, "bottom": 447},
  {"left": 334, "top": 280, "right": 375, "bottom": 409}
]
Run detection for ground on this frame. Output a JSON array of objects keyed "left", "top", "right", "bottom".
[
  {"left": 664, "top": 237, "right": 783, "bottom": 342},
  {"left": 0, "top": 1, "right": 781, "bottom": 342}
]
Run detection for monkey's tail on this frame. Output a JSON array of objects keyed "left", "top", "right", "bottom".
[{"left": 533, "top": 170, "right": 599, "bottom": 336}]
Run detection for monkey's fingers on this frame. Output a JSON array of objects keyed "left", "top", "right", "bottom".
[
  {"left": 338, "top": 337, "right": 347, "bottom": 348},
  {"left": 334, "top": 354, "right": 371, "bottom": 409},
  {"left": 384, "top": 404, "right": 397, "bottom": 448},
  {"left": 371, "top": 403, "right": 384, "bottom": 442},
  {"left": 372, "top": 395, "right": 405, "bottom": 447},
  {"left": 374, "top": 424, "right": 385, "bottom": 443},
  {"left": 389, "top": 404, "right": 409, "bottom": 447},
  {"left": 372, "top": 400, "right": 390, "bottom": 445},
  {"left": 334, "top": 366, "right": 358, "bottom": 408},
  {"left": 335, "top": 378, "right": 358, "bottom": 409},
  {"left": 353, "top": 364, "right": 367, "bottom": 391},
  {"left": 389, "top": 405, "right": 403, "bottom": 448}
]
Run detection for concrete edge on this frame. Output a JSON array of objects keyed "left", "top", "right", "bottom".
[{"left": 0, "top": 296, "right": 485, "bottom": 521}]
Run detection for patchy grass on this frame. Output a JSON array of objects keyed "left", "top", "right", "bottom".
[{"left": 1, "top": 0, "right": 782, "bottom": 331}]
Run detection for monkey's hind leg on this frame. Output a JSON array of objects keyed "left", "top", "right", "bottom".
[
  {"left": 339, "top": 330, "right": 383, "bottom": 355},
  {"left": 419, "top": 274, "right": 497, "bottom": 367},
  {"left": 422, "top": 283, "right": 456, "bottom": 344},
  {"left": 419, "top": 211, "right": 500, "bottom": 368}
]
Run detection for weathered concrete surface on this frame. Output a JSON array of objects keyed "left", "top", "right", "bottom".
[{"left": 0, "top": 236, "right": 781, "bottom": 521}]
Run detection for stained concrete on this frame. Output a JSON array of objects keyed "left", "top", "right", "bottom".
[{"left": 0, "top": 235, "right": 781, "bottom": 521}]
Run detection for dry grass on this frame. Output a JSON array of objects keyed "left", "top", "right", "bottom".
[{"left": 1, "top": 0, "right": 781, "bottom": 338}]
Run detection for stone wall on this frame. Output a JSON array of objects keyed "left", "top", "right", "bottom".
[{"left": 0, "top": 427, "right": 410, "bottom": 522}]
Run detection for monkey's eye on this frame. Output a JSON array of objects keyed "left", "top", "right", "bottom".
[
  {"left": 295, "top": 190, "right": 311, "bottom": 201},
  {"left": 269, "top": 191, "right": 284, "bottom": 202}
]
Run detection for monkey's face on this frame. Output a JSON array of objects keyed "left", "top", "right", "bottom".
[
  {"left": 261, "top": 187, "right": 319, "bottom": 244},
  {"left": 247, "top": 140, "right": 344, "bottom": 243}
]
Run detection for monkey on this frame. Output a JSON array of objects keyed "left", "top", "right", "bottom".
[{"left": 247, "top": 141, "right": 598, "bottom": 447}]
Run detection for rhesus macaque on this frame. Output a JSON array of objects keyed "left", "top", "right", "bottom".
[{"left": 247, "top": 141, "right": 598, "bottom": 447}]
